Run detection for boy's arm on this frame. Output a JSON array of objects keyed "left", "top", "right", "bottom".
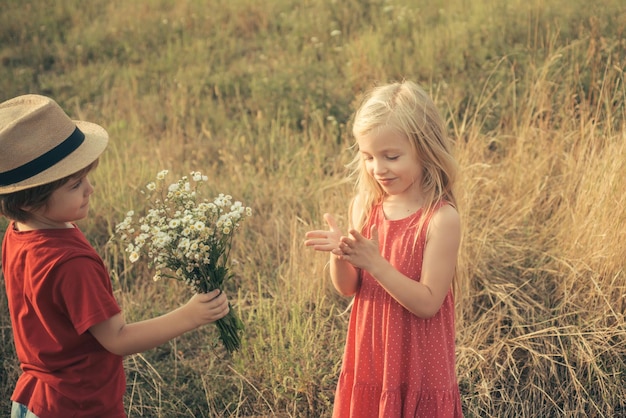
[{"left": 89, "top": 290, "right": 228, "bottom": 356}]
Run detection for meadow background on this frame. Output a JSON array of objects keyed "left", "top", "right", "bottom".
[{"left": 1, "top": 0, "right": 625, "bottom": 416}]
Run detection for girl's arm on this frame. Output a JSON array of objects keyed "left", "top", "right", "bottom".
[
  {"left": 305, "top": 213, "right": 360, "bottom": 296},
  {"left": 328, "top": 243, "right": 360, "bottom": 296},
  {"left": 89, "top": 290, "right": 229, "bottom": 356},
  {"left": 305, "top": 196, "right": 364, "bottom": 296},
  {"left": 330, "top": 195, "right": 368, "bottom": 295},
  {"left": 340, "top": 204, "right": 460, "bottom": 318}
]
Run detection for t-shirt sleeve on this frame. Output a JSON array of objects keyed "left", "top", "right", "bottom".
[{"left": 52, "top": 256, "right": 121, "bottom": 335}]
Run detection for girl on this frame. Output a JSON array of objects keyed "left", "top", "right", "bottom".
[{"left": 305, "top": 81, "right": 463, "bottom": 417}]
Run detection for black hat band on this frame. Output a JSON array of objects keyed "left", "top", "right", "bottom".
[{"left": 0, "top": 126, "right": 85, "bottom": 186}]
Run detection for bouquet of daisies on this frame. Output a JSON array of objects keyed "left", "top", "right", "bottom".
[{"left": 114, "top": 170, "right": 252, "bottom": 353}]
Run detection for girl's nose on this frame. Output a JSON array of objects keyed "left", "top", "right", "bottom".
[{"left": 373, "top": 159, "right": 387, "bottom": 174}]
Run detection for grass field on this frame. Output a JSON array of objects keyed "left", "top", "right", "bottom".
[{"left": 1, "top": 0, "right": 625, "bottom": 416}]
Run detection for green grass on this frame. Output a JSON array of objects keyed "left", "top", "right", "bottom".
[{"left": 1, "top": 0, "right": 625, "bottom": 416}]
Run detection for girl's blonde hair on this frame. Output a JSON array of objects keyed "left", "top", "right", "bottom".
[{"left": 347, "top": 80, "right": 458, "bottom": 234}]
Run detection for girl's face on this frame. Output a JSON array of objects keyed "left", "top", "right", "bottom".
[
  {"left": 358, "top": 126, "right": 424, "bottom": 202},
  {"left": 28, "top": 175, "right": 95, "bottom": 228}
]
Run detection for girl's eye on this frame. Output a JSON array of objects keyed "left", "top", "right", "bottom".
[
  {"left": 71, "top": 180, "right": 83, "bottom": 189},
  {"left": 386, "top": 155, "right": 399, "bottom": 161}
]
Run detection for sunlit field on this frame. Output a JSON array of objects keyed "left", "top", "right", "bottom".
[{"left": 1, "top": 0, "right": 625, "bottom": 416}]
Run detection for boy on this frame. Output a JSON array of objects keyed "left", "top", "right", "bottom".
[{"left": 0, "top": 94, "right": 230, "bottom": 417}]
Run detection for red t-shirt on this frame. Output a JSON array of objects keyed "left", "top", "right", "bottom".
[{"left": 2, "top": 222, "right": 126, "bottom": 418}]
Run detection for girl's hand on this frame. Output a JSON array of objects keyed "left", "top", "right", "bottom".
[
  {"left": 335, "top": 225, "right": 382, "bottom": 271},
  {"left": 306, "top": 213, "right": 361, "bottom": 296},
  {"left": 304, "top": 213, "right": 343, "bottom": 253},
  {"left": 183, "top": 289, "right": 230, "bottom": 327}
]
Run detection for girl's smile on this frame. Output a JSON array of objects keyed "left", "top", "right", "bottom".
[{"left": 376, "top": 177, "right": 396, "bottom": 187}]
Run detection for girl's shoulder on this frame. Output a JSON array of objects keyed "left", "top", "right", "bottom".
[
  {"left": 435, "top": 199, "right": 459, "bottom": 215},
  {"left": 349, "top": 193, "right": 382, "bottom": 229},
  {"left": 427, "top": 201, "right": 461, "bottom": 240},
  {"left": 349, "top": 193, "right": 366, "bottom": 228}
]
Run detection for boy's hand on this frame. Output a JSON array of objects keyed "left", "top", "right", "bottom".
[
  {"left": 90, "top": 288, "right": 230, "bottom": 356},
  {"left": 184, "top": 289, "right": 230, "bottom": 327},
  {"left": 304, "top": 213, "right": 343, "bottom": 252}
]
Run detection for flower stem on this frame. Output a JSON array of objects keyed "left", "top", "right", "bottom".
[{"left": 214, "top": 305, "right": 244, "bottom": 353}]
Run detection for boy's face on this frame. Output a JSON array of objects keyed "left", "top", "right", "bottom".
[{"left": 28, "top": 174, "right": 95, "bottom": 228}]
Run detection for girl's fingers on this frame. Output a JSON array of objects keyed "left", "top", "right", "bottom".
[
  {"left": 340, "top": 235, "right": 355, "bottom": 246},
  {"left": 305, "top": 237, "right": 330, "bottom": 245},
  {"left": 323, "top": 213, "right": 339, "bottom": 231},
  {"left": 305, "top": 230, "right": 326, "bottom": 238},
  {"left": 348, "top": 229, "right": 365, "bottom": 241}
]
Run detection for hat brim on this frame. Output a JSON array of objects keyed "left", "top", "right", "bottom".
[{"left": 0, "top": 120, "right": 109, "bottom": 194}]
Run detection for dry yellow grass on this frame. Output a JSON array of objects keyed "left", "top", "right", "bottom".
[{"left": 1, "top": 0, "right": 625, "bottom": 416}]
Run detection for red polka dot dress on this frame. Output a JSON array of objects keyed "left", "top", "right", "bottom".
[{"left": 332, "top": 202, "right": 463, "bottom": 418}]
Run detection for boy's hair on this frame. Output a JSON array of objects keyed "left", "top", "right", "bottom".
[
  {"left": 0, "top": 160, "right": 98, "bottom": 223},
  {"left": 347, "top": 80, "right": 458, "bottom": 231}
]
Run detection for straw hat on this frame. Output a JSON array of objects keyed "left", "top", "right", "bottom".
[{"left": 0, "top": 94, "right": 109, "bottom": 194}]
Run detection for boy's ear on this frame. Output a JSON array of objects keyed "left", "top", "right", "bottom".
[{"left": 19, "top": 204, "right": 39, "bottom": 218}]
